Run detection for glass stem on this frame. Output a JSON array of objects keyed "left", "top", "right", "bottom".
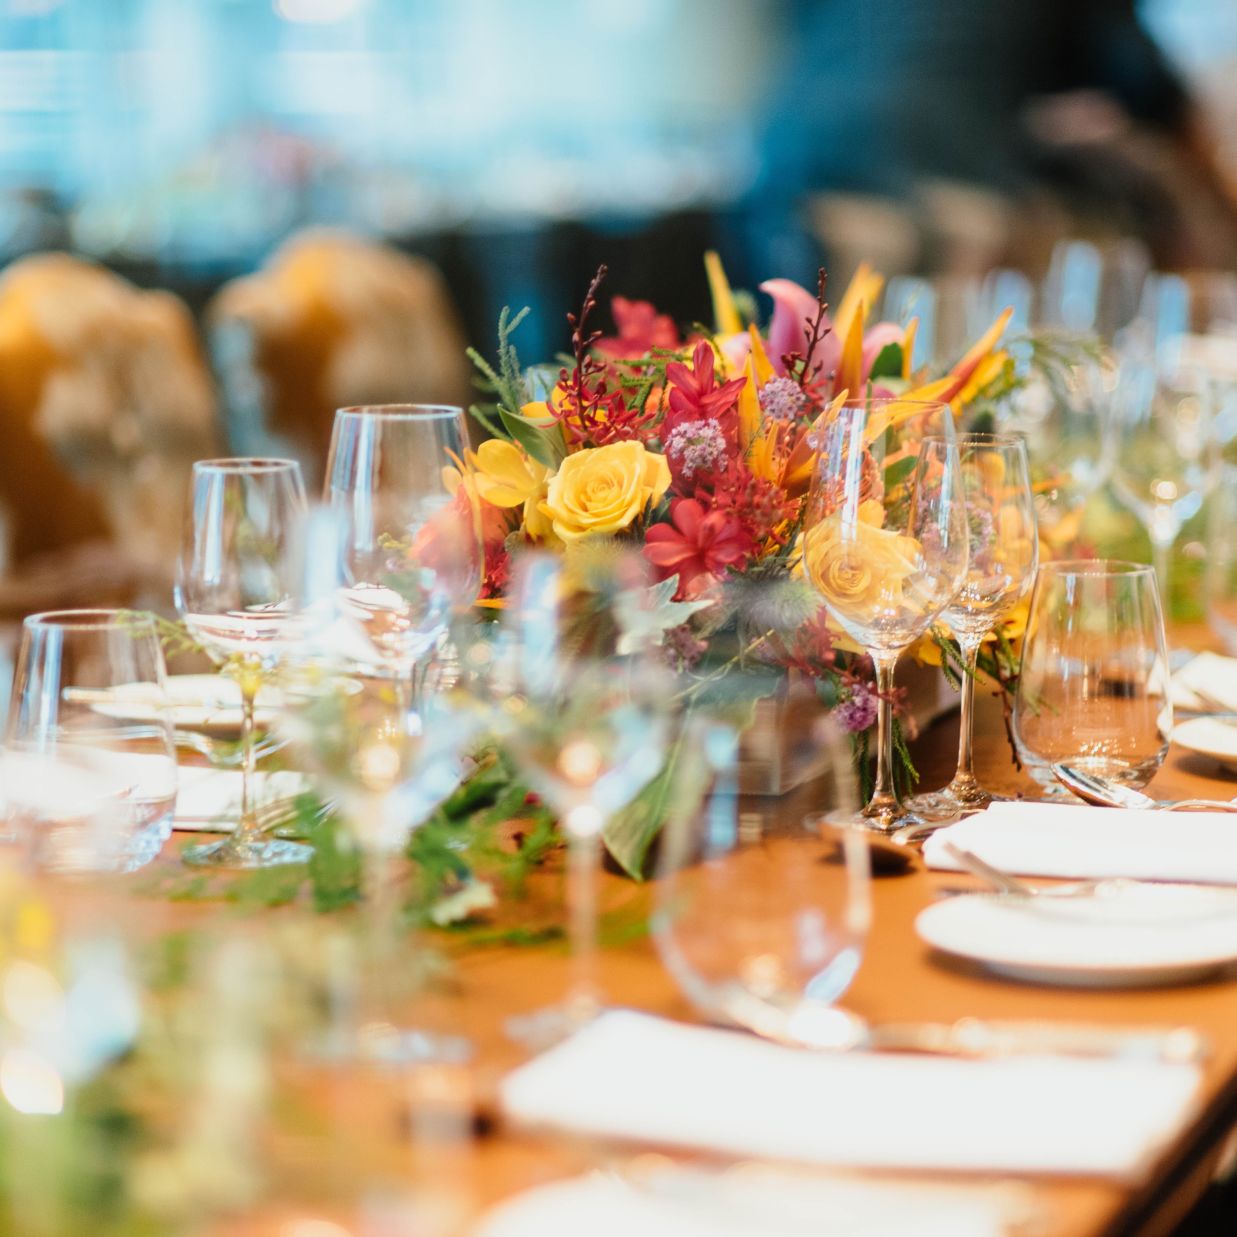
[
  {"left": 566, "top": 817, "right": 601, "bottom": 1024},
  {"left": 361, "top": 837, "right": 398, "bottom": 1029},
  {"left": 950, "top": 637, "right": 983, "bottom": 793},
  {"left": 863, "top": 654, "right": 902, "bottom": 828},
  {"left": 233, "top": 678, "right": 260, "bottom": 843}
]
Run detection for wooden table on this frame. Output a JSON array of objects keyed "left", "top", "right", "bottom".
[{"left": 45, "top": 692, "right": 1237, "bottom": 1236}]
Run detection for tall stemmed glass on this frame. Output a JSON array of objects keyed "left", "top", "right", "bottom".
[
  {"left": 280, "top": 510, "right": 478, "bottom": 1062},
  {"left": 496, "top": 549, "right": 672, "bottom": 1044},
  {"left": 324, "top": 405, "right": 482, "bottom": 724},
  {"left": 802, "top": 399, "right": 968, "bottom": 834},
  {"left": 907, "top": 434, "right": 1037, "bottom": 822},
  {"left": 175, "top": 458, "right": 310, "bottom": 868},
  {"left": 1111, "top": 357, "right": 1218, "bottom": 609}
]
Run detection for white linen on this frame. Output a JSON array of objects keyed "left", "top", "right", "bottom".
[
  {"left": 1171, "top": 651, "right": 1237, "bottom": 712},
  {"left": 174, "top": 766, "right": 311, "bottom": 824},
  {"left": 499, "top": 1011, "right": 1200, "bottom": 1180},
  {"left": 475, "top": 1170, "right": 1022, "bottom": 1237},
  {"left": 923, "top": 802, "right": 1237, "bottom": 884}
]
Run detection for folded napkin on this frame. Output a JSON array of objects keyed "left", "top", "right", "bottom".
[
  {"left": 499, "top": 1011, "right": 1200, "bottom": 1179},
  {"left": 475, "top": 1170, "right": 1022, "bottom": 1237},
  {"left": 1172, "top": 651, "right": 1237, "bottom": 712},
  {"left": 174, "top": 767, "right": 311, "bottom": 825},
  {"left": 923, "top": 802, "right": 1237, "bottom": 884}
]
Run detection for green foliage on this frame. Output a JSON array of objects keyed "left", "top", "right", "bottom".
[
  {"left": 868, "top": 341, "right": 904, "bottom": 381},
  {"left": 497, "top": 405, "right": 566, "bottom": 468},
  {"left": 468, "top": 304, "right": 533, "bottom": 437}
]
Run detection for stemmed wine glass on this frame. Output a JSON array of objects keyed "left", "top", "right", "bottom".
[
  {"left": 802, "top": 399, "right": 969, "bottom": 834},
  {"left": 495, "top": 548, "right": 672, "bottom": 1044},
  {"left": 907, "top": 433, "right": 1038, "bottom": 821},
  {"left": 279, "top": 506, "right": 479, "bottom": 1063},
  {"left": 1110, "top": 356, "right": 1218, "bottom": 610},
  {"left": 323, "top": 405, "right": 483, "bottom": 722},
  {"left": 175, "top": 457, "right": 310, "bottom": 868}
]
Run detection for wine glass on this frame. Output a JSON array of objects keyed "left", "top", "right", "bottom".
[
  {"left": 907, "top": 433, "right": 1038, "bottom": 821},
  {"left": 997, "top": 350, "right": 1113, "bottom": 558},
  {"left": 1110, "top": 355, "right": 1218, "bottom": 610},
  {"left": 1013, "top": 560, "right": 1171, "bottom": 795},
  {"left": 495, "top": 548, "right": 673, "bottom": 1044},
  {"left": 323, "top": 405, "right": 483, "bottom": 719},
  {"left": 280, "top": 507, "right": 479, "bottom": 1063},
  {"left": 175, "top": 457, "right": 310, "bottom": 868},
  {"left": 1206, "top": 465, "right": 1237, "bottom": 655},
  {"left": 653, "top": 707, "right": 873, "bottom": 1051},
  {"left": 802, "top": 398, "right": 969, "bottom": 834},
  {"left": 1, "top": 609, "right": 176, "bottom": 874}
]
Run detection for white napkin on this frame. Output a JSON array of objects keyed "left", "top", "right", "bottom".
[
  {"left": 923, "top": 801, "right": 1237, "bottom": 884},
  {"left": 1172, "top": 651, "right": 1237, "bottom": 712},
  {"left": 475, "top": 1170, "right": 1022, "bottom": 1237},
  {"left": 174, "top": 767, "right": 311, "bottom": 824},
  {"left": 499, "top": 1011, "right": 1200, "bottom": 1179}
]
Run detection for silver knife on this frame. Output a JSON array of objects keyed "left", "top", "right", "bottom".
[{"left": 863, "top": 1017, "right": 1209, "bottom": 1064}]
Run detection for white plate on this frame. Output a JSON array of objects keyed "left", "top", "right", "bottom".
[
  {"left": 90, "top": 675, "right": 280, "bottom": 734},
  {"left": 1172, "top": 716, "right": 1237, "bottom": 774},
  {"left": 916, "top": 885, "right": 1237, "bottom": 987}
]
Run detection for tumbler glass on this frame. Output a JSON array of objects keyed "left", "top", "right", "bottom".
[{"left": 1013, "top": 561, "right": 1171, "bottom": 794}]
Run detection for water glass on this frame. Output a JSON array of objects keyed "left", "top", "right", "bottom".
[
  {"left": 1013, "top": 561, "right": 1171, "bottom": 793},
  {"left": 1, "top": 609, "right": 176, "bottom": 873},
  {"left": 653, "top": 719, "right": 871, "bottom": 1049}
]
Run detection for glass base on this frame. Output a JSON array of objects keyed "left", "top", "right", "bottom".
[
  {"left": 506, "top": 994, "right": 601, "bottom": 1050},
  {"left": 309, "top": 1020, "right": 472, "bottom": 1068},
  {"left": 182, "top": 836, "right": 313, "bottom": 868},
  {"left": 815, "top": 805, "right": 926, "bottom": 838}
]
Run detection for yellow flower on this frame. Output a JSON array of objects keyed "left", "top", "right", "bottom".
[
  {"left": 540, "top": 441, "right": 671, "bottom": 542},
  {"left": 802, "top": 501, "right": 922, "bottom": 621},
  {"left": 471, "top": 439, "right": 549, "bottom": 508}
]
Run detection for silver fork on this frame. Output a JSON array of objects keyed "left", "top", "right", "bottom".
[{"left": 941, "top": 841, "right": 1123, "bottom": 899}]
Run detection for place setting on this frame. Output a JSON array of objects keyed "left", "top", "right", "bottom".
[{"left": 4, "top": 238, "right": 1237, "bottom": 1234}]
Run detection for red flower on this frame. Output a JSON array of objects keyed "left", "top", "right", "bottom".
[
  {"left": 663, "top": 340, "right": 746, "bottom": 438},
  {"left": 644, "top": 497, "right": 754, "bottom": 599},
  {"left": 596, "top": 297, "right": 680, "bottom": 360}
]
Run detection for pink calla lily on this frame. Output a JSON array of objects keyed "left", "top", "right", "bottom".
[{"left": 760, "top": 278, "right": 841, "bottom": 381}]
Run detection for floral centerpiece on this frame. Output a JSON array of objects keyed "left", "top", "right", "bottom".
[{"left": 455, "top": 255, "right": 1022, "bottom": 875}]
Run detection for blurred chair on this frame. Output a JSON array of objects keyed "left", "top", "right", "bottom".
[
  {"left": 0, "top": 253, "right": 217, "bottom": 610},
  {"left": 207, "top": 230, "right": 472, "bottom": 488}
]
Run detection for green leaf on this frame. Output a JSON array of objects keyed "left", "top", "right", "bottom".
[
  {"left": 868, "top": 342, "right": 903, "bottom": 381},
  {"left": 883, "top": 454, "right": 917, "bottom": 489},
  {"left": 602, "top": 722, "right": 712, "bottom": 879},
  {"left": 497, "top": 407, "right": 566, "bottom": 469}
]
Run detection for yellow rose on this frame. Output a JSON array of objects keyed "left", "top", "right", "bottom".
[
  {"left": 802, "top": 504, "right": 922, "bottom": 623},
  {"left": 539, "top": 441, "right": 670, "bottom": 542},
  {"left": 471, "top": 439, "right": 549, "bottom": 508}
]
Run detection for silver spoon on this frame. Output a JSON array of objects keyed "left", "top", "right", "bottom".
[{"left": 1052, "top": 764, "right": 1237, "bottom": 812}]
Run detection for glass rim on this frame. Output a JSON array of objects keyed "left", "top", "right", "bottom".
[
  {"left": 22, "top": 608, "right": 154, "bottom": 632},
  {"left": 193, "top": 457, "right": 301, "bottom": 474},
  {"left": 835, "top": 397, "right": 948, "bottom": 411},
  {"left": 1036, "top": 558, "right": 1157, "bottom": 578},
  {"left": 334, "top": 404, "right": 465, "bottom": 421},
  {"left": 924, "top": 430, "right": 1027, "bottom": 447}
]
